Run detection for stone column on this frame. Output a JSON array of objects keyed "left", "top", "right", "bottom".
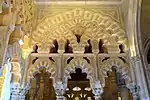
[
  {"left": 55, "top": 81, "right": 65, "bottom": 100},
  {"left": 127, "top": 83, "right": 140, "bottom": 100},
  {"left": 92, "top": 81, "right": 103, "bottom": 100},
  {"left": 57, "top": 38, "right": 65, "bottom": 80},
  {"left": 130, "top": 56, "right": 149, "bottom": 100},
  {"left": 119, "top": 85, "right": 129, "bottom": 100},
  {"left": 91, "top": 39, "right": 99, "bottom": 80}
]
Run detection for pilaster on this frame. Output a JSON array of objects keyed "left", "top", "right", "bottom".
[{"left": 130, "top": 55, "right": 149, "bottom": 100}]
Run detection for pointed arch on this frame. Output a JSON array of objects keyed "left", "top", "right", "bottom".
[{"left": 100, "top": 57, "right": 131, "bottom": 87}]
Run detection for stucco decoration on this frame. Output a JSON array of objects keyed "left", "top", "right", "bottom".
[
  {"left": 27, "top": 58, "right": 57, "bottom": 83},
  {"left": 32, "top": 8, "right": 127, "bottom": 52},
  {"left": 64, "top": 57, "right": 95, "bottom": 87},
  {"left": 100, "top": 57, "right": 131, "bottom": 87}
]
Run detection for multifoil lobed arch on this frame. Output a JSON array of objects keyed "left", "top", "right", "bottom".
[
  {"left": 100, "top": 57, "right": 131, "bottom": 87},
  {"left": 64, "top": 57, "right": 95, "bottom": 87},
  {"left": 32, "top": 8, "right": 127, "bottom": 52},
  {"left": 27, "top": 58, "right": 57, "bottom": 83}
]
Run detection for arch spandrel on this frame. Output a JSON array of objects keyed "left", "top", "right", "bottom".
[{"left": 32, "top": 8, "right": 128, "bottom": 52}]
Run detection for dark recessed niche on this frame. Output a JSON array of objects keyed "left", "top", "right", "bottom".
[{"left": 147, "top": 48, "right": 150, "bottom": 64}]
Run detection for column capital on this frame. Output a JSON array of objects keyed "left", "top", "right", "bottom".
[
  {"left": 126, "top": 83, "right": 140, "bottom": 99},
  {"left": 55, "top": 81, "right": 65, "bottom": 100},
  {"left": 92, "top": 81, "right": 103, "bottom": 99}
]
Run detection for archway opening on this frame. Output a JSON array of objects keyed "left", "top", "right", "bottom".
[
  {"left": 102, "top": 67, "right": 133, "bottom": 100},
  {"left": 64, "top": 68, "right": 94, "bottom": 100},
  {"left": 25, "top": 67, "right": 56, "bottom": 100}
]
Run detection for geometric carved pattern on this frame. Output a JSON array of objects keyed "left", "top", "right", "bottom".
[
  {"left": 32, "top": 8, "right": 127, "bottom": 52},
  {"left": 64, "top": 57, "right": 95, "bottom": 86},
  {"left": 27, "top": 58, "right": 57, "bottom": 82},
  {"left": 100, "top": 57, "right": 131, "bottom": 87}
]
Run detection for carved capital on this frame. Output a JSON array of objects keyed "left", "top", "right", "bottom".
[
  {"left": 92, "top": 81, "right": 103, "bottom": 97},
  {"left": 54, "top": 81, "right": 65, "bottom": 100},
  {"left": 126, "top": 83, "right": 140, "bottom": 99}
]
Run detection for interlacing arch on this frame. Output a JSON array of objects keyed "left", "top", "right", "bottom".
[
  {"left": 64, "top": 57, "right": 95, "bottom": 85},
  {"left": 100, "top": 57, "right": 131, "bottom": 87},
  {"left": 27, "top": 58, "right": 57, "bottom": 82},
  {"left": 32, "top": 8, "right": 127, "bottom": 51}
]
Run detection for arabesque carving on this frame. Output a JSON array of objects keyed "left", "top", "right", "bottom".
[
  {"left": 100, "top": 57, "right": 131, "bottom": 87},
  {"left": 27, "top": 58, "right": 57, "bottom": 82},
  {"left": 32, "top": 8, "right": 127, "bottom": 52}
]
